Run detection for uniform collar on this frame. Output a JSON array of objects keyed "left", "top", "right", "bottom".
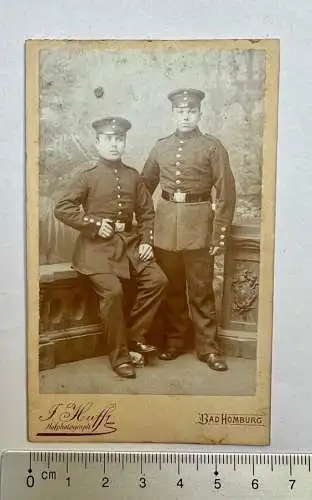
[
  {"left": 97, "top": 157, "right": 123, "bottom": 168},
  {"left": 174, "top": 127, "right": 202, "bottom": 140}
]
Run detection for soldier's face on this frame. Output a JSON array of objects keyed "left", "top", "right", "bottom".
[
  {"left": 96, "top": 133, "right": 126, "bottom": 160},
  {"left": 172, "top": 106, "right": 202, "bottom": 132}
]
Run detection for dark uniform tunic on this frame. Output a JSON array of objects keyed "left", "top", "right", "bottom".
[
  {"left": 54, "top": 158, "right": 156, "bottom": 278},
  {"left": 54, "top": 158, "right": 167, "bottom": 368},
  {"left": 141, "top": 127, "right": 236, "bottom": 356}
]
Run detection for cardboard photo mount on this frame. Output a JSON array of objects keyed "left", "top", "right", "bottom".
[{"left": 26, "top": 38, "right": 280, "bottom": 444}]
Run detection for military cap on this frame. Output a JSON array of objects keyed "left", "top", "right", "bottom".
[
  {"left": 92, "top": 116, "right": 132, "bottom": 135},
  {"left": 168, "top": 88, "right": 205, "bottom": 108}
]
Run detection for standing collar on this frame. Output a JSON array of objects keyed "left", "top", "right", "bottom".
[
  {"left": 174, "top": 127, "right": 202, "bottom": 140},
  {"left": 97, "top": 157, "right": 123, "bottom": 168}
]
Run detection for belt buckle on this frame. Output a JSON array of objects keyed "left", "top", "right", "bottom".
[
  {"left": 173, "top": 192, "right": 186, "bottom": 203},
  {"left": 115, "top": 221, "right": 126, "bottom": 233}
]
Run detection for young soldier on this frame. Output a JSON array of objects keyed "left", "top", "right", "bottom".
[
  {"left": 54, "top": 116, "right": 167, "bottom": 379},
  {"left": 141, "top": 89, "right": 236, "bottom": 371}
]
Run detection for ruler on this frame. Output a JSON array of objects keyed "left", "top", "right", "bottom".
[{"left": 1, "top": 451, "right": 312, "bottom": 499}]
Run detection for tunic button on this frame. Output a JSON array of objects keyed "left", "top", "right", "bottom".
[
  {"left": 114, "top": 169, "right": 118, "bottom": 174},
  {"left": 116, "top": 177, "right": 120, "bottom": 182},
  {"left": 83, "top": 216, "right": 88, "bottom": 222},
  {"left": 118, "top": 211, "right": 122, "bottom": 215},
  {"left": 178, "top": 147, "right": 183, "bottom": 151},
  {"left": 176, "top": 188, "right": 181, "bottom": 193},
  {"left": 176, "top": 162, "right": 181, "bottom": 167},
  {"left": 220, "top": 235, "right": 225, "bottom": 240},
  {"left": 179, "top": 140, "right": 184, "bottom": 144},
  {"left": 90, "top": 218, "right": 95, "bottom": 223},
  {"left": 117, "top": 194, "right": 121, "bottom": 199},
  {"left": 176, "top": 179, "right": 181, "bottom": 185},
  {"left": 117, "top": 185, "right": 121, "bottom": 190},
  {"left": 176, "top": 171, "right": 181, "bottom": 176},
  {"left": 176, "top": 154, "right": 181, "bottom": 158},
  {"left": 118, "top": 203, "right": 122, "bottom": 207},
  {"left": 220, "top": 241, "right": 225, "bottom": 247},
  {"left": 221, "top": 227, "right": 226, "bottom": 232}
]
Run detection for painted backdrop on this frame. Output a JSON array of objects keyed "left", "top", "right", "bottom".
[{"left": 38, "top": 47, "right": 266, "bottom": 263}]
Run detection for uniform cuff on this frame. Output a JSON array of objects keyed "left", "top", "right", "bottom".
[
  {"left": 81, "top": 214, "right": 103, "bottom": 239},
  {"left": 212, "top": 223, "right": 228, "bottom": 248},
  {"left": 140, "top": 229, "right": 154, "bottom": 246}
]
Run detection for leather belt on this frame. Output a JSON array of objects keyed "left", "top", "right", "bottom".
[
  {"left": 86, "top": 214, "right": 132, "bottom": 233},
  {"left": 161, "top": 189, "right": 211, "bottom": 203}
]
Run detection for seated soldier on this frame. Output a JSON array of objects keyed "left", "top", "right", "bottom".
[{"left": 54, "top": 116, "right": 168, "bottom": 379}]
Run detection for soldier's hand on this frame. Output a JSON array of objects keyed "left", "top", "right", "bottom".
[
  {"left": 209, "top": 246, "right": 222, "bottom": 256},
  {"left": 98, "top": 218, "right": 114, "bottom": 239},
  {"left": 138, "top": 243, "right": 154, "bottom": 262}
]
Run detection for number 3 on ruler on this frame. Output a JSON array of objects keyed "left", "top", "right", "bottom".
[{"left": 139, "top": 477, "right": 147, "bottom": 488}]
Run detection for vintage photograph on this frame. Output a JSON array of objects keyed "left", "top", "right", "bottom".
[{"left": 27, "top": 39, "right": 279, "bottom": 444}]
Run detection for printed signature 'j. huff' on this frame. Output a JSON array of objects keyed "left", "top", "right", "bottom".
[{"left": 37, "top": 402, "right": 118, "bottom": 436}]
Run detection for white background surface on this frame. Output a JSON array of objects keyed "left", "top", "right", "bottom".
[{"left": 0, "top": 0, "right": 311, "bottom": 453}]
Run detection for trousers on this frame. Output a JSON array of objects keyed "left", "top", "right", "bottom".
[
  {"left": 155, "top": 247, "right": 219, "bottom": 357},
  {"left": 83, "top": 261, "right": 167, "bottom": 368}
]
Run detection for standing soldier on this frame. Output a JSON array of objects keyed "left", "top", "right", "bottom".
[
  {"left": 54, "top": 116, "right": 167, "bottom": 379},
  {"left": 141, "top": 89, "right": 236, "bottom": 371}
]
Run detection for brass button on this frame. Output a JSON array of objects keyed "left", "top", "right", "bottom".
[
  {"left": 118, "top": 203, "right": 122, "bottom": 207},
  {"left": 179, "top": 140, "right": 184, "bottom": 144},
  {"left": 176, "top": 179, "right": 181, "bottom": 185},
  {"left": 90, "top": 218, "right": 95, "bottom": 223},
  {"left": 176, "top": 171, "right": 181, "bottom": 176},
  {"left": 117, "top": 194, "right": 121, "bottom": 199},
  {"left": 176, "top": 154, "right": 181, "bottom": 158},
  {"left": 176, "top": 162, "right": 181, "bottom": 167},
  {"left": 220, "top": 241, "right": 225, "bottom": 246}
]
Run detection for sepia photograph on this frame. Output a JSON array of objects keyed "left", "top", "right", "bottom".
[{"left": 27, "top": 39, "right": 279, "bottom": 444}]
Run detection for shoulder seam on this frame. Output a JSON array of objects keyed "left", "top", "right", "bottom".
[
  {"left": 157, "top": 132, "right": 174, "bottom": 142},
  {"left": 84, "top": 165, "right": 98, "bottom": 171},
  {"left": 122, "top": 163, "right": 139, "bottom": 173},
  {"left": 83, "top": 157, "right": 99, "bottom": 171},
  {"left": 204, "top": 133, "right": 222, "bottom": 144}
]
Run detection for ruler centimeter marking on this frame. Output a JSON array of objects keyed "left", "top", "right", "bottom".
[
  {"left": 26, "top": 451, "right": 312, "bottom": 470},
  {"left": 14, "top": 451, "right": 312, "bottom": 467}
]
